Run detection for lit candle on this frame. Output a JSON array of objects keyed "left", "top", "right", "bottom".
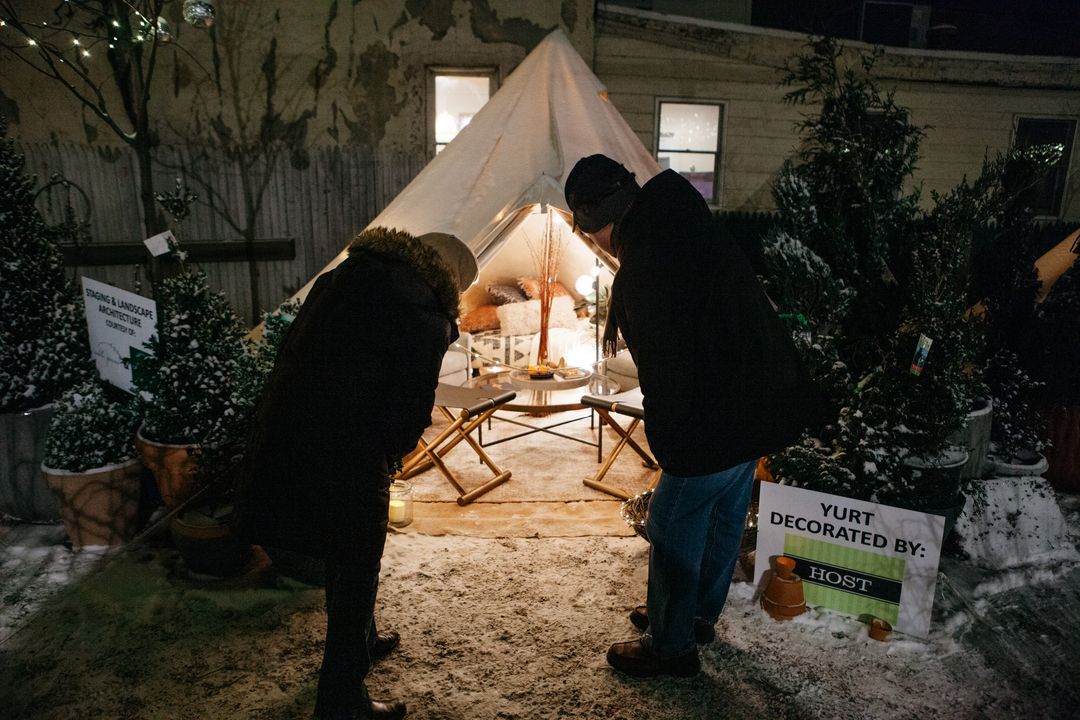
[
  {"left": 388, "top": 499, "right": 406, "bottom": 524},
  {"left": 388, "top": 480, "right": 413, "bottom": 526}
]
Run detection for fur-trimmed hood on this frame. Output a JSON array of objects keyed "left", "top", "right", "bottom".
[{"left": 347, "top": 227, "right": 461, "bottom": 318}]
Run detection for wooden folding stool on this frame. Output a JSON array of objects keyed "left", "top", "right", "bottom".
[
  {"left": 580, "top": 388, "right": 662, "bottom": 500},
  {"left": 397, "top": 383, "right": 516, "bottom": 505}
]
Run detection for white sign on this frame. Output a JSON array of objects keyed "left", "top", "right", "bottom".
[
  {"left": 81, "top": 277, "right": 157, "bottom": 393},
  {"left": 143, "top": 230, "right": 175, "bottom": 257},
  {"left": 755, "top": 483, "right": 945, "bottom": 638}
]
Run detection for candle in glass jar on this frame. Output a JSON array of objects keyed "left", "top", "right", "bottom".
[
  {"left": 388, "top": 499, "right": 406, "bottom": 524},
  {"left": 388, "top": 480, "right": 413, "bottom": 527}
]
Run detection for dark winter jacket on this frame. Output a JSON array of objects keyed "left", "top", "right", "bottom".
[
  {"left": 235, "top": 228, "right": 459, "bottom": 563},
  {"left": 610, "top": 170, "right": 824, "bottom": 477}
]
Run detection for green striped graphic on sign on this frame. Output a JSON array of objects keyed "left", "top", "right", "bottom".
[
  {"left": 805, "top": 585, "right": 899, "bottom": 625},
  {"left": 783, "top": 534, "right": 905, "bottom": 623},
  {"left": 784, "top": 535, "right": 905, "bottom": 580}
]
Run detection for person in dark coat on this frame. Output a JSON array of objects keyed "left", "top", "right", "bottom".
[
  {"left": 236, "top": 226, "right": 477, "bottom": 720},
  {"left": 565, "top": 155, "right": 824, "bottom": 678}
]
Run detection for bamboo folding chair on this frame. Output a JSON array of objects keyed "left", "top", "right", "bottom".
[
  {"left": 396, "top": 383, "right": 517, "bottom": 505},
  {"left": 580, "top": 388, "right": 662, "bottom": 500}
]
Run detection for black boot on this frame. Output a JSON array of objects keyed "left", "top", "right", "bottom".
[
  {"left": 357, "top": 698, "right": 407, "bottom": 719},
  {"left": 606, "top": 638, "right": 700, "bottom": 678},
  {"left": 629, "top": 605, "right": 716, "bottom": 644},
  {"left": 370, "top": 630, "right": 400, "bottom": 663}
]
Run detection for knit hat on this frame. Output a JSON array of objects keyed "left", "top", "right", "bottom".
[
  {"left": 564, "top": 154, "right": 639, "bottom": 233},
  {"left": 416, "top": 232, "right": 478, "bottom": 292}
]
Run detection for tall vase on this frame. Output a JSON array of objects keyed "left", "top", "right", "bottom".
[
  {"left": 947, "top": 397, "right": 992, "bottom": 480},
  {"left": 0, "top": 405, "right": 61, "bottom": 522}
]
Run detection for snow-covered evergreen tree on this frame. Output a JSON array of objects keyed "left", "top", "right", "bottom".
[{"left": 0, "top": 118, "right": 93, "bottom": 413}]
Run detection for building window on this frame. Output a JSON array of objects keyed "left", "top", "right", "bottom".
[
  {"left": 430, "top": 69, "right": 495, "bottom": 155},
  {"left": 860, "top": 1, "right": 915, "bottom": 47},
  {"left": 656, "top": 100, "right": 724, "bottom": 204},
  {"left": 1014, "top": 117, "right": 1077, "bottom": 217}
]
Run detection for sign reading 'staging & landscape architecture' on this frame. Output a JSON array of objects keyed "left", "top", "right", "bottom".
[
  {"left": 81, "top": 277, "right": 157, "bottom": 394},
  {"left": 754, "top": 483, "right": 945, "bottom": 638}
]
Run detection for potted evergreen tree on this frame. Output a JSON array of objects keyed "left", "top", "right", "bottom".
[
  {"left": 0, "top": 119, "right": 94, "bottom": 521},
  {"left": 132, "top": 181, "right": 248, "bottom": 509},
  {"left": 167, "top": 298, "right": 301, "bottom": 578},
  {"left": 758, "top": 39, "right": 1049, "bottom": 537},
  {"left": 41, "top": 382, "right": 141, "bottom": 547}
]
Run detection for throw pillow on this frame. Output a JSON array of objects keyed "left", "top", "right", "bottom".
[
  {"left": 486, "top": 282, "right": 528, "bottom": 305},
  {"left": 458, "top": 304, "right": 501, "bottom": 333},
  {"left": 548, "top": 295, "right": 578, "bottom": 329},
  {"left": 517, "top": 276, "right": 571, "bottom": 301},
  {"left": 495, "top": 296, "right": 579, "bottom": 336},
  {"left": 496, "top": 300, "right": 541, "bottom": 336}
]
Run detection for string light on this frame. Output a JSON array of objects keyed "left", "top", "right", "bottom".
[
  {"left": 27, "top": 38, "right": 36, "bottom": 46},
  {"left": 81, "top": 49, "right": 90, "bottom": 58}
]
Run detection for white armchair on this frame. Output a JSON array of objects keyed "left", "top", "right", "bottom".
[{"left": 439, "top": 331, "right": 474, "bottom": 385}]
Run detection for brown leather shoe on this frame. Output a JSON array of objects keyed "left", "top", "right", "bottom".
[
  {"left": 606, "top": 638, "right": 700, "bottom": 678},
  {"left": 629, "top": 605, "right": 716, "bottom": 644},
  {"left": 357, "top": 699, "right": 407, "bottom": 719},
  {"left": 370, "top": 630, "right": 400, "bottom": 663}
]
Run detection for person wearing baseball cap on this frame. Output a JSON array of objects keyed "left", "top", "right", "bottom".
[
  {"left": 565, "top": 155, "right": 824, "bottom": 680},
  {"left": 236, "top": 226, "right": 476, "bottom": 720}
]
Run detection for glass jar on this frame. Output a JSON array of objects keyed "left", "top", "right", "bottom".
[{"left": 388, "top": 480, "right": 413, "bottom": 527}]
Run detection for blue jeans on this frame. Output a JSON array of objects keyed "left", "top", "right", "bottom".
[{"left": 644, "top": 460, "right": 756, "bottom": 659}]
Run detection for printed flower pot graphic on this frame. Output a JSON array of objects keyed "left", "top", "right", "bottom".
[
  {"left": 868, "top": 617, "right": 893, "bottom": 642},
  {"left": 43, "top": 459, "right": 141, "bottom": 548},
  {"left": 135, "top": 424, "right": 199, "bottom": 508},
  {"left": 761, "top": 555, "right": 806, "bottom": 621}
]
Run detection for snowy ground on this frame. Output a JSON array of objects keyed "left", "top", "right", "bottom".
[{"left": 0, "top": 492, "right": 1078, "bottom": 719}]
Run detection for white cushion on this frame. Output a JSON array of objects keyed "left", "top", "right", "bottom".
[
  {"left": 496, "top": 296, "right": 577, "bottom": 336},
  {"left": 603, "top": 348, "right": 639, "bottom": 390}
]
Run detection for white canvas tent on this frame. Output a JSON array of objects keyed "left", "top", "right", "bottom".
[{"left": 290, "top": 29, "right": 661, "bottom": 304}]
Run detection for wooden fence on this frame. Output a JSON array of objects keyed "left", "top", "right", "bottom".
[
  {"left": 20, "top": 142, "right": 1077, "bottom": 324},
  {"left": 20, "top": 143, "right": 427, "bottom": 324}
]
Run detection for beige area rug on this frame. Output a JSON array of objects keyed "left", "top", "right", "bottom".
[{"left": 403, "top": 407, "right": 657, "bottom": 538}]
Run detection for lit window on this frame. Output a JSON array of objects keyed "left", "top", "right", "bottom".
[
  {"left": 1014, "top": 117, "right": 1076, "bottom": 217},
  {"left": 657, "top": 101, "right": 723, "bottom": 204},
  {"left": 432, "top": 71, "right": 493, "bottom": 154}
]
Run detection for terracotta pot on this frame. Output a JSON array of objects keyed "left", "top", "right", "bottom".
[
  {"left": 0, "top": 404, "right": 61, "bottom": 521},
  {"left": 761, "top": 556, "right": 806, "bottom": 621},
  {"left": 1044, "top": 404, "right": 1080, "bottom": 493},
  {"left": 135, "top": 424, "right": 199, "bottom": 508},
  {"left": 42, "top": 458, "right": 141, "bottom": 547},
  {"left": 170, "top": 504, "right": 251, "bottom": 577}
]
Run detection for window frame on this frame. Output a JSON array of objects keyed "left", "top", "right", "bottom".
[
  {"left": 1012, "top": 114, "right": 1078, "bottom": 219},
  {"left": 653, "top": 97, "right": 727, "bottom": 208},
  {"left": 427, "top": 66, "right": 498, "bottom": 156}
]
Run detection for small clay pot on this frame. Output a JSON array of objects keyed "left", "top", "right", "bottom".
[
  {"left": 761, "top": 555, "right": 806, "bottom": 621},
  {"left": 869, "top": 617, "right": 892, "bottom": 641}
]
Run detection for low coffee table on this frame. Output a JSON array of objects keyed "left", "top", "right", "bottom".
[{"left": 466, "top": 370, "right": 620, "bottom": 457}]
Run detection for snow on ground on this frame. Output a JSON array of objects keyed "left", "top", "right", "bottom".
[{"left": 0, "top": 489, "right": 1078, "bottom": 719}]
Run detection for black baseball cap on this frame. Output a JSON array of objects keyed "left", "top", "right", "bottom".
[{"left": 564, "top": 154, "right": 639, "bottom": 233}]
